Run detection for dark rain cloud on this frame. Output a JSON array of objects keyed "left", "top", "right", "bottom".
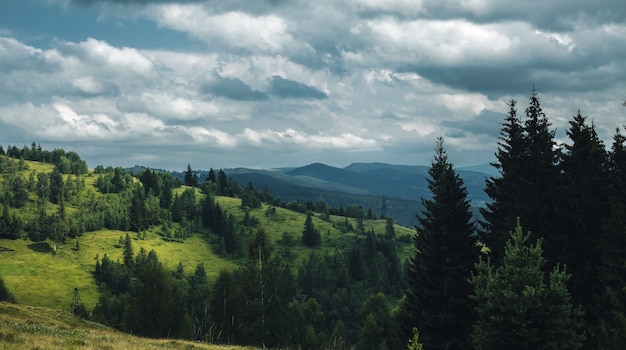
[
  {"left": 201, "top": 75, "right": 268, "bottom": 101},
  {"left": 268, "top": 76, "right": 327, "bottom": 100},
  {"left": 442, "top": 110, "right": 504, "bottom": 138},
  {"left": 415, "top": 0, "right": 626, "bottom": 31}
]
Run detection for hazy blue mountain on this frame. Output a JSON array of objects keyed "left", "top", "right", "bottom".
[
  {"left": 227, "top": 162, "right": 492, "bottom": 226},
  {"left": 132, "top": 162, "right": 492, "bottom": 227}
]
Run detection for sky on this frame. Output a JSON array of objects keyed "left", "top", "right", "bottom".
[{"left": 0, "top": 0, "right": 625, "bottom": 171}]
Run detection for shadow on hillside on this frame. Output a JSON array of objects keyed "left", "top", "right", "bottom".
[{"left": 27, "top": 242, "right": 52, "bottom": 253}]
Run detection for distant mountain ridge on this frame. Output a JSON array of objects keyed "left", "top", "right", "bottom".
[
  {"left": 133, "top": 162, "right": 494, "bottom": 226},
  {"left": 227, "top": 162, "right": 494, "bottom": 226}
]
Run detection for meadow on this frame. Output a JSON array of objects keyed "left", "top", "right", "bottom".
[{"left": 0, "top": 302, "right": 255, "bottom": 350}]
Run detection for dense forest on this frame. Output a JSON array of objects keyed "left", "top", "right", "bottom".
[{"left": 2, "top": 88, "right": 626, "bottom": 349}]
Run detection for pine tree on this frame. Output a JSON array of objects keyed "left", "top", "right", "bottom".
[
  {"left": 480, "top": 99, "right": 526, "bottom": 260},
  {"left": 481, "top": 89, "right": 560, "bottom": 262},
  {"left": 123, "top": 233, "right": 134, "bottom": 270},
  {"left": 406, "top": 137, "right": 479, "bottom": 350},
  {"left": 551, "top": 112, "right": 609, "bottom": 347},
  {"left": 159, "top": 181, "right": 173, "bottom": 209},
  {"left": 518, "top": 87, "right": 560, "bottom": 246},
  {"left": 302, "top": 213, "right": 321, "bottom": 247},
  {"left": 218, "top": 169, "right": 229, "bottom": 195},
  {"left": 470, "top": 218, "right": 584, "bottom": 350},
  {"left": 188, "top": 263, "right": 210, "bottom": 340},
  {"left": 597, "top": 127, "right": 626, "bottom": 348},
  {"left": 184, "top": 163, "right": 196, "bottom": 187},
  {"left": 129, "top": 187, "right": 146, "bottom": 232},
  {"left": 208, "top": 269, "right": 238, "bottom": 344},
  {"left": 239, "top": 227, "right": 295, "bottom": 348}
]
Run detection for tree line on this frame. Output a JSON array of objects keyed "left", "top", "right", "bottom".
[
  {"left": 406, "top": 88, "right": 626, "bottom": 350},
  {"left": 0, "top": 145, "right": 412, "bottom": 348}
]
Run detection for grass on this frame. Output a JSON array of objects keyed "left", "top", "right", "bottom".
[
  {"left": 0, "top": 302, "right": 255, "bottom": 350},
  {"left": 0, "top": 158, "right": 416, "bottom": 315},
  {"left": 216, "top": 196, "right": 415, "bottom": 267},
  {"left": 0, "top": 229, "right": 236, "bottom": 311}
]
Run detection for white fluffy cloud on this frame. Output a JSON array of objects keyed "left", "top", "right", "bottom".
[{"left": 0, "top": 0, "right": 625, "bottom": 170}]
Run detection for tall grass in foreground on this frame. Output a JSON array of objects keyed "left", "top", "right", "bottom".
[{"left": 0, "top": 302, "right": 255, "bottom": 350}]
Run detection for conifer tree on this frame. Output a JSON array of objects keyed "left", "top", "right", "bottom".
[
  {"left": 480, "top": 99, "right": 526, "bottom": 261},
  {"left": 406, "top": 137, "right": 479, "bottom": 350},
  {"left": 123, "top": 232, "right": 134, "bottom": 270},
  {"left": 188, "top": 263, "right": 210, "bottom": 339},
  {"left": 470, "top": 218, "right": 584, "bottom": 350},
  {"left": 481, "top": 89, "right": 560, "bottom": 262},
  {"left": 302, "top": 213, "right": 321, "bottom": 247},
  {"left": 597, "top": 127, "right": 626, "bottom": 348},
  {"left": 239, "top": 227, "right": 295, "bottom": 348},
  {"left": 551, "top": 112, "right": 609, "bottom": 346},
  {"left": 208, "top": 269, "right": 238, "bottom": 344},
  {"left": 184, "top": 163, "right": 197, "bottom": 187},
  {"left": 129, "top": 186, "right": 147, "bottom": 232},
  {"left": 517, "top": 87, "right": 560, "bottom": 247}
]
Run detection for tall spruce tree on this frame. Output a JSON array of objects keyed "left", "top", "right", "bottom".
[
  {"left": 597, "top": 127, "right": 626, "bottom": 348},
  {"left": 184, "top": 164, "right": 197, "bottom": 187},
  {"left": 480, "top": 99, "right": 527, "bottom": 261},
  {"left": 551, "top": 112, "right": 609, "bottom": 347},
  {"left": 239, "top": 227, "right": 295, "bottom": 348},
  {"left": 406, "top": 137, "right": 479, "bottom": 350},
  {"left": 518, "top": 87, "right": 560, "bottom": 246},
  {"left": 481, "top": 88, "right": 559, "bottom": 262},
  {"left": 470, "top": 218, "right": 584, "bottom": 350},
  {"left": 302, "top": 212, "right": 321, "bottom": 247}
]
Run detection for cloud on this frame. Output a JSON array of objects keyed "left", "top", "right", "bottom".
[
  {"left": 146, "top": 4, "right": 304, "bottom": 54},
  {"left": 268, "top": 75, "right": 327, "bottom": 99},
  {"left": 71, "top": 0, "right": 202, "bottom": 6},
  {"left": 442, "top": 109, "right": 504, "bottom": 138},
  {"left": 376, "top": 0, "right": 626, "bottom": 32},
  {"left": 240, "top": 127, "right": 379, "bottom": 151},
  {"left": 201, "top": 75, "right": 268, "bottom": 101},
  {"left": 59, "top": 38, "right": 154, "bottom": 75},
  {"left": 1, "top": 0, "right": 626, "bottom": 171},
  {"left": 0, "top": 37, "right": 61, "bottom": 74}
]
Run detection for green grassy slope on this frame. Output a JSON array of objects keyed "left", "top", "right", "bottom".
[
  {"left": 0, "top": 302, "right": 254, "bottom": 350},
  {"left": 0, "top": 230, "right": 237, "bottom": 310},
  {"left": 0, "top": 157, "right": 416, "bottom": 313},
  {"left": 216, "top": 195, "right": 415, "bottom": 267}
]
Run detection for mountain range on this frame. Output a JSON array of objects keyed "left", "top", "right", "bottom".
[{"left": 223, "top": 162, "right": 495, "bottom": 227}]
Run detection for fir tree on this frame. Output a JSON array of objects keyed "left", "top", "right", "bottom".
[
  {"left": 184, "top": 163, "right": 197, "bottom": 187},
  {"left": 481, "top": 89, "right": 560, "bottom": 262},
  {"left": 597, "top": 127, "right": 626, "bottom": 348},
  {"left": 123, "top": 233, "right": 134, "bottom": 270},
  {"left": 518, "top": 87, "right": 559, "bottom": 246},
  {"left": 302, "top": 213, "right": 321, "bottom": 247},
  {"left": 480, "top": 99, "right": 526, "bottom": 261},
  {"left": 406, "top": 137, "right": 479, "bottom": 350},
  {"left": 239, "top": 227, "right": 295, "bottom": 348},
  {"left": 129, "top": 187, "right": 146, "bottom": 232},
  {"left": 470, "top": 218, "right": 584, "bottom": 350},
  {"left": 551, "top": 112, "right": 609, "bottom": 347}
]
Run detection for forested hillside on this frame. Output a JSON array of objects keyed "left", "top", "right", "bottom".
[
  {"left": 0, "top": 146, "right": 415, "bottom": 349},
  {"left": 2, "top": 89, "right": 626, "bottom": 349}
]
